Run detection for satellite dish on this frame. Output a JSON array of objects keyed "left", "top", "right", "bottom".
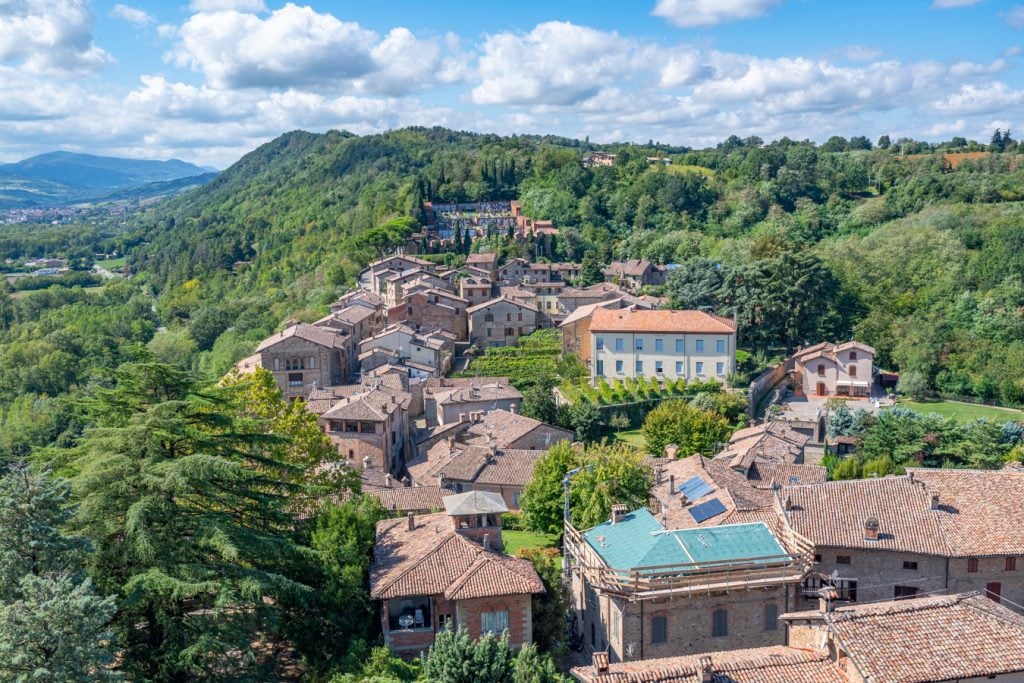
[{"left": 829, "top": 569, "right": 840, "bottom": 583}]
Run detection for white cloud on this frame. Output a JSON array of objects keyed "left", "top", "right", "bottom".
[
  {"left": 652, "top": 0, "right": 783, "bottom": 27},
  {"left": 924, "top": 119, "right": 967, "bottom": 136},
  {"left": 840, "top": 45, "right": 882, "bottom": 62},
  {"left": 472, "top": 22, "right": 649, "bottom": 105},
  {"left": 189, "top": 0, "right": 266, "bottom": 11},
  {"left": 110, "top": 4, "right": 152, "bottom": 26},
  {"left": 168, "top": 4, "right": 446, "bottom": 95},
  {"left": 659, "top": 49, "right": 713, "bottom": 87},
  {"left": 931, "top": 0, "right": 983, "bottom": 7},
  {"left": 0, "top": 0, "right": 111, "bottom": 74},
  {"left": 933, "top": 81, "right": 1024, "bottom": 115},
  {"left": 1006, "top": 5, "right": 1024, "bottom": 28}
]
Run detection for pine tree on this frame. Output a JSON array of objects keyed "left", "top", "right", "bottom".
[
  {"left": 69, "top": 362, "right": 318, "bottom": 680},
  {"left": 0, "top": 465, "right": 119, "bottom": 681}
]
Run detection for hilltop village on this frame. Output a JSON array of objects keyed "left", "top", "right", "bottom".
[{"left": 232, "top": 190, "right": 1024, "bottom": 681}]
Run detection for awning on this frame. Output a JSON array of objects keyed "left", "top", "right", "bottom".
[{"left": 836, "top": 380, "right": 870, "bottom": 387}]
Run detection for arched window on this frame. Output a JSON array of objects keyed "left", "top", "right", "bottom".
[
  {"left": 712, "top": 609, "right": 728, "bottom": 637},
  {"left": 651, "top": 616, "right": 667, "bottom": 644},
  {"left": 764, "top": 604, "right": 779, "bottom": 631}
]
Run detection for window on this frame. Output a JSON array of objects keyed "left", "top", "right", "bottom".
[
  {"left": 850, "top": 351, "right": 857, "bottom": 361},
  {"left": 1007, "top": 557, "right": 1017, "bottom": 571},
  {"left": 651, "top": 616, "right": 667, "bottom": 644},
  {"left": 635, "top": 360, "right": 643, "bottom": 374},
  {"left": 285, "top": 357, "right": 305, "bottom": 370},
  {"left": 817, "top": 364, "right": 825, "bottom": 376},
  {"left": 894, "top": 586, "right": 919, "bottom": 600},
  {"left": 506, "top": 313, "right": 512, "bottom": 322},
  {"left": 849, "top": 365, "right": 857, "bottom": 377},
  {"left": 655, "top": 361, "right": 663, "bottom": 374},
  {"left": 801, "top": 577, "right": 857, "bottom": 602},
  {"left": 287, "top": 372, "right": 303, "bottom": 387},
  {"left": 695, "top": 339, "right": 704, "bottom": 353},
  {"left": 716, "top": 339, "right": 725, "bottom": 353},
  {"left": 655, "top": 338, "right": 664, "bottom": 352},
  {"left": 836, "top": 555, "right": 851, "bottom": 564},
  {"left": 481, "top": 610, "right": 509, "bottom": 634},
  {"left": 513, "top": 490, "right": 521, "bottom": 507},
  {"left": 273, "top": 358, "right": 280, "bottom": 371},
  {"left": 987, "top": 582, "right": 1002, "bottom": 603},
  {"left": 614, "top": 338, "right": 624, "bottom": 352},
  {"left": 968, "top": 558, "right": 980, "bottom": 573},
  {"left": 712, "top": 609, "right": 728, "bottom": 637},
  {"left": 675, "top": 339, "right": 684, "bottom": 353},
  {"left": 517, "top": 312, "right": 523, "bottom": 321},
  {"left": 487, "top": 328, "right": 492, "bottom": 337},
  {"left": 596, "top": 337, "right": 604, "bottom": 351},
  {"left": 903, "top": 561, "right": 919, "bottom": 571},
  {"left": 716, "top": 362, "right": 725, "bottom": 376},
  {"left": 814, "top": 553, "right": 822, "bottom": 563},
  {"left": 763, "top": 604, "right": 778, "bottom": 631},
  {"left": 505, "top": 327, "right": 514, "bottom": 337},
  {"left": 695, "top": 361, "right": 704, "bottom": 375},
  {"left": 347, "top": 449, "right": 354, "bottom": 459},
  {"left": 675, "top": 361, "right": 683, "bottom": 374},
  {"left": 345, "top": 422, "right": 359, "bottom": 433},
  {"left": 359, "top": 421, "right": 376, "bottom": 433},
  {"left": 596, "top": 360, "right": 604, "bottom": 377},
  {"left": 636, "top": 338, "right": 644, "bottom": 351},
  {"left": 484, "top": 313, "right": 494, "bottom": 322},
  {"left": 615, "top": 360, "right": 623, "bottom": 373}
]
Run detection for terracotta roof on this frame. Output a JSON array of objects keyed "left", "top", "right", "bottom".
[
  {"left": 589, "top": 308, "right": 737, "bottom": 334},
  {"left": 604, "top": 259, "right": 653, "bottom": 277},
  {"left": 433, "top": 382, "right": 523, "bottom": 406},
  {"left": 747, "top": 463, "right": 827, "bottom": 488},
  {"left": 425, "top": 445, "right": 543, "bottom": 487},
  {"left": 826, "top": 592, "right": 1024, "bottom": 683},
  {"left": 782, "top": 477, "right": 949, "bottom": 555},
  {"left": 369, "top": 512, "right": 543, "bottom": 601},
  {"left": 254, "top": 322, "right": 347, "bottom": 352},
  {"left": 569, "top": 645, "right": 844, "bottom": 683},
  {"left": 715, "top": 422, "right": 809, "bottom": 472},
  {"left": 466, "top": 295, "right": 539, "bottom": 314},
  {"left": 364, "top": 485, "right": 450, "bottom": 513},
  {"left": 320, "top": 385, "right": 410, "bottom": 421},
  {"left": 559, "top": 282, "right": 625, "bottom": 299},
  {"left": 464, "top": 410, "right": 573, "bottom": 449},
  {"left": 466, "top": 253, "right": 498, "bottom": 265},
  {"left": 558, "top": 299, "right": 626, "bottom": 327},
  {"left": 907, "top": 467, "right": 1024, "bottom": 556}
]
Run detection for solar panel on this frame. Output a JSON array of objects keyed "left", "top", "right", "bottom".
[
  {"left": 689, "top": 498, "right": 727, "bottom": 523},
  {"left": 679, "top": 475, "right": 714, "bottom": 500}
]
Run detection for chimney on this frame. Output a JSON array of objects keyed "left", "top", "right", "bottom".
[
  {"left": 930, "top": 494, "right": 940, "bottom": 511},
  {"left": 407, "top": 511, "right": 415, "bottom": 532},
  {"left": 669, "top": 474, "right": 675, "bottom": 495},
  {"left": 592, "top": 652, "right": 609, "bottom": 674},
  {"left": 818, "top": 586, "right": 838, "bottom": 612},
  {"left": 679, "top": 493, "right": 689, "bottom": 508},
  {"left": 384, "top": 474, "right": 393, "bottom": 488},
  {"left": 864, "top": 517, "right": 880, "bottom": 541},
  {"left": 784, "top": 495, "right": 794, "bottom": 511},
  {"left": 482, "top": 533, "right": 490, "bottom": 551},
  {"left": 509, "top": 403, "right": 517, "bottom": 414},
  {"left": 611, "top": 504, "right": 628, "bottom": 524},
  {"left": 700, "top": 656, "right": 713, "bottom": 683}
]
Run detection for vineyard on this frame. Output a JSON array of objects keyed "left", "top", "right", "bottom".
[
  {"left": 560, "top": 375, "right": 722, "bottom": 406},
  {"left": 459, "top": 328, "right": 585, "bottom": 389}
]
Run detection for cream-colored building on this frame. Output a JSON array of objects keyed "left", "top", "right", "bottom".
[
  {"left": 588, "top": 308, "right": 737, "bottom": 383},
  {"left": 792, "top": 341, "right": 875, "bottom": 398}
]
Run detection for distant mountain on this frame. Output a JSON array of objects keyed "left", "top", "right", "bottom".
[{"left": 0, "top": 151, "right": 217, "bottom": 209}]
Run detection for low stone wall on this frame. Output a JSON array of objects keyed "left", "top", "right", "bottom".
[{"left": 748, "top": 357, "right": 795, "bottom": 419}]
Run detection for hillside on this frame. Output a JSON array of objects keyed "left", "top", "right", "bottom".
[{"left": 0, "top": 151, "right": 215, "bottom": 208}]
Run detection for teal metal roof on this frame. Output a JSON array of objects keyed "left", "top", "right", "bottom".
[{"left": 582, "top": 508, "right": 787, "bottom": 571}]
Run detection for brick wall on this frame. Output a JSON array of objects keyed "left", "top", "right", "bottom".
[
  {"left": 507, "top": 425, "right": 573, "bottom": 451},
  {"left": 259, "top": 336, "right": 343, "bottom": 400},
  {"left": 455, "top": 594, "right": 533, "bottom": 647}
]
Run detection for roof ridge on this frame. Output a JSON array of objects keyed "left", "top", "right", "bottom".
[{"left": 372, "top": 528, "right": 466, "bottom": 599}]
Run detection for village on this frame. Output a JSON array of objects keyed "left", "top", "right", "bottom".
[{"left": 233, "top": 197, "right": 1024, "bottom": 682}]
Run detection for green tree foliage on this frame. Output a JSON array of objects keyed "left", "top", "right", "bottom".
[
  {"left": 568, "top": 400, "right": 602, "bottom": 442},
  {"left": 421, "top": 629, "right": 515, "bottom": 683},
  {"left": 520, "top": 376, "right": 558, "bottom": 425},
  {"left": 642, "top": 400, "right": 734, "bottom": 457},
  {"left": 0, "top": 466, "right": 119, "bottom": 681},
  {"left": 827, "top": 402, "right": 855, "bottom": 437},
  {"left": 68, "top": 362, "right": 322, "bottom": 680},
  {"left": 520, "top": 441, "right": 578, "bottom": 535}
]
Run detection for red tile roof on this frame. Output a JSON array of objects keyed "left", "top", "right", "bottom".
[{"left": 590, "top": 308, "right": 737, "bottom": 334}]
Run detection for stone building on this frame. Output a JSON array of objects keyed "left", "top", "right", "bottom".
[
  {"left": 714, "top": 421, "right": 811, "bottom": 475},
  {"left": 571, "top": 591, "right": 1024, "bottom": 683},
  {"left": 467, "top": 296, "right": 540, "bottom": 349},
  {"left": 564, "top": 505, "right": 813, "bottom": 662},
  {"left": 458, "top": 274, "right": 494, "bottom": 307},
  {"left": 425, "top": 379, "right": 522, "bottom": 427},
  {"left": 317, "top": 382, "right": 412, "bottom": 474},
  {"left": 407, "top": 442, "right": 543, "bottom": 510},
  {"left": 386, "top": 288, "right": 468, "bottom": 341},
  {"left": 462, "top": 409, "right": 574, "bottom": 450},
  {"left": 359, "top": 254, "right": 436, "bottom": 294},
  {"left": 358, "top": 324, "right": 455, "bottom": 376},
  {"left": 603, "top": 259, "right": 665, "bottom": 291},
  {"left": 369, "top": 491, "right": 544, "bottom": 655},
  {"left": 237, "top": 322, "right": 350, "bottom": 400}
]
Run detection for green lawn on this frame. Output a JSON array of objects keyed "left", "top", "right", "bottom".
[
  {"left": 98, "top": 256, "right": 128, "bottom": 269},
  {"left": 502, "top": 529, "right": 559, "bottom": 557},
  {"left": 613, "top": 428, "right": 646, "bottom": 447},
  {"left": 900, "top": 399, "right": 1024, "bottom": 422}
]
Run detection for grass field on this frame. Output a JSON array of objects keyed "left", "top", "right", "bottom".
[
  {"left": 900, "top": 399, "right": 1024, "bottom": 422},
  {"left": 613, "top": 428, "right": 646, "bottom": 447},
  {"left": 97, "top": 256, "right": 127, "bottom": 270},
  {"left": 502, "top": 529, "right": 559, "bottom": 557}
]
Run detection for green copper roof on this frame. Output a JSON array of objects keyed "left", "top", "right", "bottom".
[{"left": 582, "top": 508, "right": 787, "bottom": 571}]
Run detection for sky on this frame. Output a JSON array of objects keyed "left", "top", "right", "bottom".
[{"left": 1, "top": 0, "right": 1023, "bottom": 168}]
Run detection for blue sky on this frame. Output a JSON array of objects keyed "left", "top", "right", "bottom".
[{"left": 1, "top": 0, "right": 1022, "bottom": 167}]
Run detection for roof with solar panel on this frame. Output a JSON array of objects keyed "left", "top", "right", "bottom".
[{"left": 581, "top": 508, "right": 789, "bottom": 571}]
